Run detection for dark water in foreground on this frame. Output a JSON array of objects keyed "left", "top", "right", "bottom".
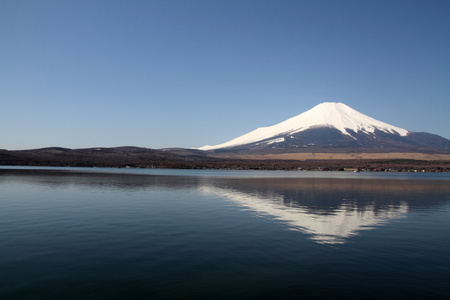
[{"left": 1, "top": 167, "right": 450, "bottom": 299}]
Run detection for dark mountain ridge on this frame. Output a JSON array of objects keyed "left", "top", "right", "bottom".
[
  {"left": 1, "top": 146, "right": 449, "bottom": 172},
  {"left": 0, "top": 147, "right": 215, "bottom": 168}
]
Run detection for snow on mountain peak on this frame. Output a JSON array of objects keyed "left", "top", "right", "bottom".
[{"left": 200, "top": 102, "right": 409, "bottom": 151}]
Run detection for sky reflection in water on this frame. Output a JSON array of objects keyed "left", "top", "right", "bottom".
[
  {"left": 1, "top": 168, "right": 450, "bottom": 299},
  {"left": 2, "top": 168, "right": 449, "bottom": 245}
]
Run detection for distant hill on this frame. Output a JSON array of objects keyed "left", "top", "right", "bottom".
[{"left": 0, "top": 147, "right": 215, "bottom": 168}]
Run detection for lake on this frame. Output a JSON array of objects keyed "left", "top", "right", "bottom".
[{"left": 1, "top": 167, "right": 450, "bottom": 299}]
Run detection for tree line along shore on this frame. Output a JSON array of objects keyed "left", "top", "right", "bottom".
[{"left": 1, "top": 147, "right": 448, "bottom": 172}]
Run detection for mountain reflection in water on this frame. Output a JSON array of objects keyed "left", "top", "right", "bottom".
[
  {"left": 200, "top": 186, "right": 408, "bottom": 244},
  {"left": 198, "top": 177, "right": 449, "bottom": 244}
]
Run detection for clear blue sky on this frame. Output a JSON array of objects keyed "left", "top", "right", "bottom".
[{"left": 1, "top": 0, "right": 449, "bottom": 150}]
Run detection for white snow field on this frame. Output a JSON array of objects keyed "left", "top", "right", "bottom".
[{"left": 200, "top": 102, "right": 409, "bottom": 151}]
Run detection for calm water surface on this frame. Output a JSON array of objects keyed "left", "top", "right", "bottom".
[{"left": 1, "top": 167, "right": 450, "bottom": 299}]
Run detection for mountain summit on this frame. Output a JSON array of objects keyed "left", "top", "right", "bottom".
[{"left": 200, "top": 102, "right": 449, "bottom": 153}]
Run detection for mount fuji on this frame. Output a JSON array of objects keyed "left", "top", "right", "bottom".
[{"left": 199, "top": 102, "right": 450, "bottom": 154}]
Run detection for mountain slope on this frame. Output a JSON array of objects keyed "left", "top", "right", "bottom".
[{"left": 199, "top": 102, "right": 450, "bottom": 154}]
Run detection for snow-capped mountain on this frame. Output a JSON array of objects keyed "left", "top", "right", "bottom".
[{"left": 199, "top": 102, "right": 450, "bottom": 153}]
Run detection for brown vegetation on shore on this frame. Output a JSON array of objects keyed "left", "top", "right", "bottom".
[
  {"left": 1, "top": 147, "right": 449, "bottom": 172},
  {"left": 213, "top": 152, "right": 450, "bottom": 161}
]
